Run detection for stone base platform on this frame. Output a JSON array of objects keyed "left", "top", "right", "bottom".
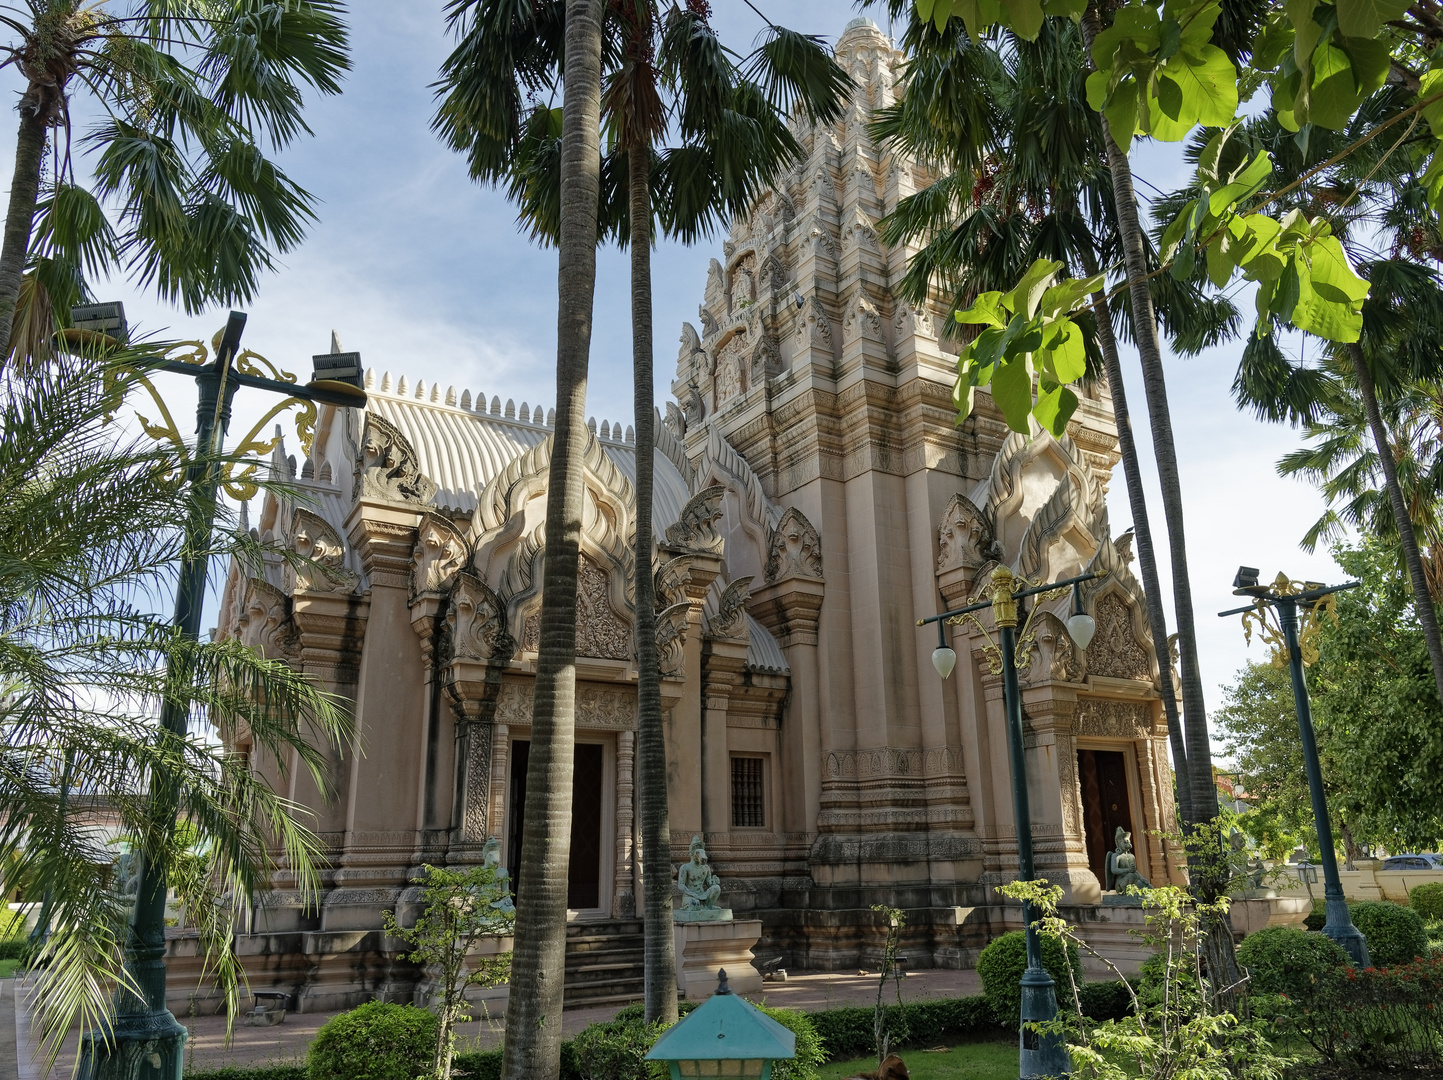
[
  {"left": 674, "top": 919, "right": 763, "bottom": 1000},
  {"left": 1228, "top": 896, "right": 1311, "bottom": 937}
]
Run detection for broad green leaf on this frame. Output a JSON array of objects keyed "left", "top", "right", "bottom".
[
  {"left": 1290, "top": 264, "right": 1363, "bottom": 340},
  {"left": 1334, "top": 0, "right": 1408, "bottom": 39},
  {"left": 954, "top": 373, "right": 977, "bottom": 423},
  {"left": 1038, "top": 272, "right": 1105, "bottom": 317},
  {"left": 1205, "top": 232, "right": 1234, "bottom": 287},
  {"left": 1159, "top": 14, "right": 1183, "bottom": 59},
  {"left": 1304, "top": 40, "right": 1368, "bottom": 129},
  {"left": 1420, "top": 68, "right": 1443, "bottom": 138},
  {"left": 1251, "top": 14, "right": 1295, "bottom": 71},
  {"left": 1002, "top": 258, "right": 1063, "bottom": 319},
  {"left": 991, "top": 356, "right": 1036, "bottom": 432},
  {"left": 1033, "top": 384, "right": 1079, "bottom": 436},
  {"left": 1085, "top": 68, "right": 1111, "bottom": 112},
  {"left": 1159, "top": 200, "right": 1194, "bottom": 259},
  {"left": 1106, "top": 86, "right": 1141, "bottom": 143},
  {"left": 1047, "top": 321, "right": 1088, "bottom": 382},
  {"left": 1169, "top": 46, "right": 1240, "bottom": 131},
  {"left": 955, "top": 291, "right": 1008, "bottom": 328},
  {"left": 1007, "top": 0, "right": 1046, "bottom": 40},
  {"left": 1287, "top": 0, "right": 1324, "bottom": 71},
  {"left": 1305, "top": 233, "right": 1369, "bottom": 304}
]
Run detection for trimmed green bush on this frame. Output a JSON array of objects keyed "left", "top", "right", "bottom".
[
  {"left": 188, "top": 1068, "right": 307, "bottom": 1080},
  {"left": 1237, "top": 925, "right": 1349, "bottom": 998},
  {"left": 802, "top": 996, "right": 1000, "bottom": 1062},
  {"left": 1350, "top": 901, "right": 1430, "bottom": 967},
  {"left": 1303, "top": 898, "right": 1326, "bottom": 931},
  {"left": 977, "top": 931, "right": 1081, "bottom": 1027},
  {"left": 571, "top": 1018, "right": 666, "bottom": 1080},
  {"left": 307, "top": 1001, "right": 437, "bottom": 1080},
  {"left": 0, "top": 937, "right": 28, "bottom": 961},
  {"left": 755, "top": 1005, "right": 824, "bottom": 1080},
  {"left": 1076, "top": 980, "right": 1134, "bottom": 1021},
  {"left": 1411, "top": 882, "right": 1443, "bottom": 923}
]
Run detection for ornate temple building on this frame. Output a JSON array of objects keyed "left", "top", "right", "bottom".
[{"left": 197, "top": 18, "right": 1182, "bottom": 1012}]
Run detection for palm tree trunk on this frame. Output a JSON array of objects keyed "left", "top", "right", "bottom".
[
  {"left": 500, "top": 1, "right": 605, "bottom": 1076},
  {"left": 1348, "top": 341, "right": 1443, "bottom": 704},
  {"left": 0, "top": 106, "right": 48, "bottom": 368},
  {"left": 628, "top": 146, "right": 679, "bottom": 1024},
  {"left": 1081, "top": 0, "right": 1239, "bottom": 1004},
  {"left": 1087, "top": 283, "right": 1192, "bottom": 824}
]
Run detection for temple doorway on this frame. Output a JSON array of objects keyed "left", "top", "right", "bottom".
[
  {"left": 1077, "top": 748, "right": 1135, "bottom": 886},
  {"left": 506, "top": 739, "right": 606, "bottom": 910}
]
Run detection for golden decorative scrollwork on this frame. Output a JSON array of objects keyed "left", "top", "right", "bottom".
[
  {"left": 103, "top": 331, "right": 315, "bottom": 500},
  {"left": 1239, "top": 573, "right": 1339, "bottom": 668},
  {"left": 945, "top": 566, "right": 1103, "bottom": 674}
]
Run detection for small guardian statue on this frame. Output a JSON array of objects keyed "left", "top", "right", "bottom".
[
  {"left": 480, "top": 836, "right": 516, "bottom": 915},
  {"left": 675, "top": 835, "right": 729, "bottom": 922},
  {"left": 1105, "top": 827, "right": 1151, "bottom": 893}
]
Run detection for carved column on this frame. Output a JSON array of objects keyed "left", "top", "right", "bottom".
[
  {"left": 700, "top": 577, "right": 753, "bottom": 838},
  {"left": 615, "top": 730, "right": 636, "bottom": 918},
  {"left": 489, "top": 723, "right": 510, "bottom": 846}
]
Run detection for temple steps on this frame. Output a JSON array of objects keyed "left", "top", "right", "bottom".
[{"left": 564, "top": 919, "right": 646, "bottom": 1007}]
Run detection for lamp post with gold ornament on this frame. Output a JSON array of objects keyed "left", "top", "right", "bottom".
[
  {"left": 920, "top": 565, "right": 1102, "bottom": 1080},
  {"left": 1220, "top": 568, "right": 1369, "bottom": 967},
  {"left": 59, "top": 303, "right": 367, "bottom": 1080}
]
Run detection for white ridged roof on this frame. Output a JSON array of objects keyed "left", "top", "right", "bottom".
[{"left": 364, "top": 376, "right": 691, "bottom": 529}]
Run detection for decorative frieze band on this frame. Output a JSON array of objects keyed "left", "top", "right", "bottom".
[{"left": 824, "top": 745, "right": 965, "bottom": 780}]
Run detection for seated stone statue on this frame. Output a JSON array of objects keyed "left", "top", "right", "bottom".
[
  {"left": 1105, "top": 827, "right": 1151, "bottom": 893},
  {"left": 481, "top": 836, "right": 516, "bottom": 915},
  {"left": 677, "top": 835, "right": 722, "bottom": 909}
]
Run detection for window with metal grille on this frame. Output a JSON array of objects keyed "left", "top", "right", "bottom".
[{"left": 731, "top": 756, "right": 765, "bottom": 828}]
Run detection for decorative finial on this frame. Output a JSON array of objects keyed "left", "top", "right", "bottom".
[{"left": 715, "top": 968, "right": 731, "bottom": 995}]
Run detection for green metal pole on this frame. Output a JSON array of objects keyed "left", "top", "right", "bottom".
[
  {"left": 1000, "top": 622, "right": 1070, "bottom": 1079},
  {"left": 78, "top": 314, "right": 246, "bottom": 1080},
  {"left": 1276, "top": 597, "right": 1369, "bottom": 967}
]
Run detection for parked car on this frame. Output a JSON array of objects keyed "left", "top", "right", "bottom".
[{"left": 1382, "top": 854, "right": 1443, "bottom": 870}]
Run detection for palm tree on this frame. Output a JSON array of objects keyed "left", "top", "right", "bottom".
[
  {"left": 0, "top": 0, "right": 349, "bottom": 370},
  {"left": 435, "top": 1, "right": 606, "bottom": 1075},
  {"left": 872, "top": 14, "right": 1243, "bottom": 824},
  {"left": 0, "top": 349, "right": 351, "bottom": 1062}
]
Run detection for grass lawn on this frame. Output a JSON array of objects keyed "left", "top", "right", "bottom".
[
  {"left": 819, "top": 1040, "right": 1019, "bottom": 1080},
  {"left": 0, "top": 958, "right": 19, "bottom": 978}
]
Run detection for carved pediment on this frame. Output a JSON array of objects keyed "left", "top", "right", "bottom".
[
  {"left": 936, "top": 494, "right": 993, "bottom": 574},
  {"left": 354, "top": 413, "right": 436, "bottom": 505},
  {"left": 841, "top": 293, "right": 885, "bottom": 345},
  {"left": 1085, "top": 592, "right": 1152, "bottom": 681},
  {"left": 286, "top": 508, "right": 356, "bottom": 595},
  {"left": 520, "top": 556, "right": 631, "bottom": 661},
  {"left": 707, "top": 575, "right": 754, "bottom": 642},
  {"left": 665, "top": 485, "right": 726, "bottom": 555},
  {"left": 444, "top": 571, "right": 511, "bottom": 663},
  {"left": 765, "top": 507, "right": 823, "bottom": 583},
  {"left": 412, "top": 514, "right": 468, "bottom": 601}
]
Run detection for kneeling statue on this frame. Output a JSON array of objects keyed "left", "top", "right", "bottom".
[
  {"left": 677, "top": 835, "right": 722, "bottom": 909},
  {"left": 1106, "top": 827, "right": 1151, "bottom": 893}
]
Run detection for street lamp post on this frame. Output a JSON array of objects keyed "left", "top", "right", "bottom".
[
  {"left": 1219, "top": 568, "right": 1369, "bottom": 967},
  {"left": 65, "top": 306, "right": 366, "bottom": 1080},
  {"left": 920, "top": 565, "right": 1101, "bottom": 1080}
]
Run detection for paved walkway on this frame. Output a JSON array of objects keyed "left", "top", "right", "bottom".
[{"left": 4, "top": 968, "right": 982, "bottom": 1077}]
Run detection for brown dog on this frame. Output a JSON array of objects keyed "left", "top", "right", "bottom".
[{"left": 843, "top": 1054, "right": 910, "bottom": 1080}]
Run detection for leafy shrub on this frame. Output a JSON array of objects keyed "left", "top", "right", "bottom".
[
  {"left": 307, "top": 1001, "right": 437, "bottom": 1080},
  {"left": 1076, "top": 980, "right": 1134, "bottom": 1021},
  {"left": 977, "top": 931, "right": 1080, "bottom": 1027},
  {"left": 1237, "top": 925, "right": 1349, "bottom": 998},
  {"left": 609, "top": 1001, "right": 698, "bottom": 1024},
  {"left": 1286, "top": 954, "right": 1443, "bottom": 1071},
  {"left": 803, "top": 996, "right": 1000, "bottom": 1062},
  {"left": 1410, "top": 882, "right": 1443, "bottom": 922},
  {"left": 755, "top": 1005, "right": 824, "bottom": 1080},
  {"left": 1350, "top": 901, "right": 1429, "bottom": 966},
  {"left": 188, "top": 1068, "right": 307, "bottom": 1080},
  {"left": 0, "top": 937, "right": 28, "bottom": 961},
  {"left": 1303, "top": 898, "right": 1326, "bottom": 931},
  {"left": 571, "top": 1018, "right": 666, "bottom": 1080}
]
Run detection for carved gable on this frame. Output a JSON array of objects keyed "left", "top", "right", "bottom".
[
  {"left": 1085, "top": 593, "right": 1152, "bottom": 681},
  {"left": 521, "top": 555, "right": 631, "bottom": 661},
  {"left": 766, "top": 507, "right": 823, "bottom": 583}
]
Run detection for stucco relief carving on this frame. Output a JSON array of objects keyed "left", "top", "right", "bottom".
[
  {"left": 1075, "top": 699, "right": 1151, "bottom": 738},
  {"left": 493, "top": 680, "right": 637, "bottom": 730},
  {"left": 665, "top": 485, "right": 726, "bottom": 554},
  {"left": 795, "top": 296, "right": 833, "bottom": 350},
  {"left": 445, "top": 572, "right": 511, "bottom": 662},
  {"left": 1026, "top": 612, "right": 1084, "bottom": 684},
  {"left": 893, "top": 301, "right": 934, "bottom": 340},
  {"left": 750, "top": 334, "right": 780, "bottom": 382},
  {"left": 411, "top": 514, "right": 467, "bottom": 600},
  {"left": 708, "top": 576, "right": 753, "bottom": 641},
  {"left": 765, "top": 507, "right": 823, "bottom": 583},
  {"left": 460, "top": 725, "right": 492, "bottom": 841},
  {"left": 354, "top": 413, "right": 436, "bottom": 505},
  {"left": 286, "top": 508, "right": 355, "bottom": 594},
  {"left": 759, "top": 253, "right": 788, "bottom": 294},
  {"left": 656, "top": 602, "right": 690, "bottom": 678},
  {"left": 841, "top": 206, "right": 878, "bottom": 250},
  {"left": 521, "top": 557, "right": 631, "bottom": 660},
  {"left": 677, "top": 322, "right": 705, "bottom": 383},
  {"left": 237, "top": 578, "right": 297, "bottom": 657},
  {"left": 1086, "top": 593, "right": 1151, "bottom": 680},
  {"left": 936, "top": 494, "right": 993, "bottom": 573},
  {"left": 1057, "top": 733, "right": 1082, "bottom": 836},
  {"left": 713, "top": 331, "right": 747, "bottom": 405},
  {"left": 841, "top": 293, "right": 885, "bottom": 345}
]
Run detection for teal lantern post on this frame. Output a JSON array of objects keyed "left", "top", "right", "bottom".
[{"left": 645, "top": 970, "right": 795, "bottom": 1079}]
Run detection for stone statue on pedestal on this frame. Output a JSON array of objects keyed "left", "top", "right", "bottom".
[
  {"left": 675, "top": 835, "right": 729, "bottom": 922},
  {"left": 1106, "top": 827, "right": 1151, "bottom": 893},
  {"left": 481, "top": 836, "right": 516, "bottom": 915}
]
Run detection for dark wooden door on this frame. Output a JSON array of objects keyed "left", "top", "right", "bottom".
[
  {"left": 1077, "top": 748, "right": 1136, "bottom": 886},
  {"left": 506, "top": 740, "right": 605, "bottom": 910}
]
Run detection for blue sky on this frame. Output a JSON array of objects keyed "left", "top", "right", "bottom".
[{"left": 0, "top": 1, "right": 1348, "bottom": 745}]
